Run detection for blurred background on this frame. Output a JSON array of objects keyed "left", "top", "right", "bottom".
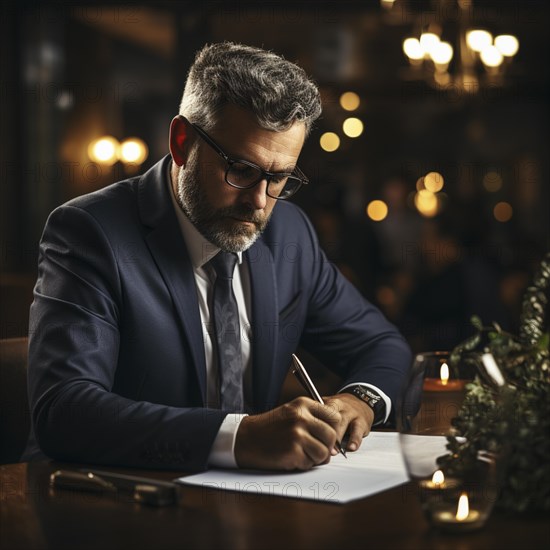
[{"left": 1, "top": 0, "right": 548, "bottom": 354}]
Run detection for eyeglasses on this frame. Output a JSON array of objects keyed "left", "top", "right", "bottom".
[{"left": 191, "top": 123, "right": 309, "bottom": 200}]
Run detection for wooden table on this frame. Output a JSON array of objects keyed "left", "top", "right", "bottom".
[{"left": 1, "top": 461, "right": 548, "bottom": 549}]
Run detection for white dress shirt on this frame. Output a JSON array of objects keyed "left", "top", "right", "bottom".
[{"left": 169, "top": 178, "right": 248, "bottom": 468}]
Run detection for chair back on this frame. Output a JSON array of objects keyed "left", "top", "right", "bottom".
[{"left": 0, "top": 337, "right": 30, "bottom": 463}]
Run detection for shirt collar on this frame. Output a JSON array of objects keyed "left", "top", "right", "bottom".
[{"left": 167, "top": 162, "right": 243, "bottom": 269}]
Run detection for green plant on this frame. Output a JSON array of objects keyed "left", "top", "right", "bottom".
[{"left": 443, "top": 251, "right": 550, "bottom": 513}]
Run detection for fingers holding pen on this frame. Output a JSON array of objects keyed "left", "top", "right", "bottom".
[
  {"left": 323, "top": 393, "right": 375, "bottom": 452},
  {"left": 281, "top": 397, "right": 341, "bottom": 460},
  {"left": 234, "top": 397, "right": 340, "bottom": 471}
]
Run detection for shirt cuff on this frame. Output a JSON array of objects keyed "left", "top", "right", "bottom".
[
  {"left": 207, "top": 413, "right": 248, "bottom": 468},
  {"left": 338, "top": 383, "right": 392, "bottom": 425}
]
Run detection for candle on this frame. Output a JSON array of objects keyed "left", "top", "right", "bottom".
[
  {"left": 423, "top": 362, "right": 466, "bottom": 391},
  {"left": 418, "top": 470, "right": 459, "bottom": 490},
  {"left": 431, "top": 493, "right": 484, "bottom": 532}
]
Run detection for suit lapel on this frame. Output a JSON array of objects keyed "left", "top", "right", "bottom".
[
  {"left": 138, "top": 156, "right": 282, "bottom": 410},
  {"left": 139, "top": 157, "right": 207, "bottom": 403},
  {"left": 246, "top": 239, "right": 279, "bottom": 412}
]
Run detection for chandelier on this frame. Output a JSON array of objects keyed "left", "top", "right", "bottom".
[{"left": 388, "top": 0, "right": 520, "bottom": 92}]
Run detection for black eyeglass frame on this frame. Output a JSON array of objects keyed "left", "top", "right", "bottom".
[{"left": 191, "top": 123, "right": 309, "bottom": 200}]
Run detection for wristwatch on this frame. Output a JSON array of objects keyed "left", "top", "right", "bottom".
[{"left": 341, "top": 385, "right": 386, "bottom": 424}]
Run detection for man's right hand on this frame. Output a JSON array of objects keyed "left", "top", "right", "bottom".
[{"left": 234, "top": 397, "right": 341, "bottom": 470}]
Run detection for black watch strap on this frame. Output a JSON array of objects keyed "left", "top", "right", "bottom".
[{"left": 341, "top": 385, "right": 386, "bottom": 424}]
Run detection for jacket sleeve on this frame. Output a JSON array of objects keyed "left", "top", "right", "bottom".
[
  {"left": 28, "top": 204, "right": 226, "bottom": 471},
  {"left": 296, "top": 208, "right": 412, "bottom": 421}
]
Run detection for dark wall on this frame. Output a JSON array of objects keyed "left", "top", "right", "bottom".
[{"left": 1, "top": 1, "right": 548, "bottom": 351}]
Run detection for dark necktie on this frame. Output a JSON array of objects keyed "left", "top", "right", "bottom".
[{"left": 209, "top": 251, "right": 244, "bottom": 411}]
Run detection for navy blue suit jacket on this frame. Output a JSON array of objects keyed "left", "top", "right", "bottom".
[{"left": 27, "top": 156, "right": 411, "bottom": 471}]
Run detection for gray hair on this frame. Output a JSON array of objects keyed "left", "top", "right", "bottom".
[{"left": 179, "top": 42, "right": 322, "bottom": 136}]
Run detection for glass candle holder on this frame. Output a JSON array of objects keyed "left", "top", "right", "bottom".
[
  {"left": 398, "top": 351, "right": 500, "bottom": 533},
  {"left": 417, "top": 452, "right": 499, "bottom": 533}
]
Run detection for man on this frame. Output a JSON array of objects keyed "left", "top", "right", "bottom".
[{"left": 26, "top": 42, "right": 411, "bottom": 471}]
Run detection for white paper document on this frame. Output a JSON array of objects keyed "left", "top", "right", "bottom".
[{"left": 176, "top": 432, "right": 409, "bottom": 504}]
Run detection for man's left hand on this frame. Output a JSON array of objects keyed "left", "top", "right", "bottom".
[{"left": 322, "top": 393, "right": 375, "bottom": 454}]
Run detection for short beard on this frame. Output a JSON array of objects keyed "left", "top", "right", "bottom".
[{"left": 176, "top": 151, "right": 271, "bottom": 253}]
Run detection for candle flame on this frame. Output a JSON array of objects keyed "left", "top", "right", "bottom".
[
  {"left": 440, "top": 363, "right": 449, "bottom": 385},
  {"left": 456, "top": 492, "right": 470, "bottom": 521},
  {"left": 432, "top": 470, "right": 445, "bottom": 485}
]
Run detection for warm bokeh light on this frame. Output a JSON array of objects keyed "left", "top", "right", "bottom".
[
  {"left": 483, "top": 171, "right": 503, "bottom": 192},
  {"left": 419, "top": 33, "right": 440, "bottom": 56},
  {"left": 495, "top": 35, "right": 519, "bottom": 57},
  {"left": 430, "top": 41, "right": 453, "bottom": 65},
  {"left": 416, "top": 177, "right": 426, "bottom": 191},
  {"left": 480, "top": 45, "right": 504, "bottom": 67},
  {"left": 88, "top": 136, "right": 119, "bottom": 165},
  {"left": 440, "top": 363, "right": 449, "bottom": 385},
  {"left": 466, "top": 29, "right": 492, "bottom": 52},
  {"left": 403, "top": 38, "right": 424, "bottom": 61},
  {"left": 424, "top": 171, "right": 444, "bottom": 192},
  {"left": 340, "top": 91, "right": 361, "bottom": 111},
  {"left": 342, "top": 117, "right": 364, "bottom": 138},
  {"left": 414, "top": 190, "right": 439, "bottom": 217},
  {"left": 434, "top": 71, "right": 451, "bottom": 86},
  {"left": 366, "top": 200, "right": 388, "bottom": 221},
  {"left": 376, "top": 286, "right": 396, "bottom": 306},
  {"left": 320, "top": 132, "right": 340, "bottom": 152},
  {"left": 432, "top": 470, "right": 445, "bottom": 485},
  {"left": 456, "top": 493, "right": 470, "bottom": 521},
  {"left": 494, "top": 201, "right": 513, "bottom": 222},
  {"left": 120, "top": 138, "right": 148, "bottom": 165}
]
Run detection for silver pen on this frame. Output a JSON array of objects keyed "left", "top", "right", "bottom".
[{"left": 291, "top": 353, "right": 347, "bottom": 458}]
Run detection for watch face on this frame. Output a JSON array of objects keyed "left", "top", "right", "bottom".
[
  {"left": 355, "top": 387, "right": 380, "bottom": 404},
  {"left": 344, "top": 386, "right": 385, "bottom": 423}
]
